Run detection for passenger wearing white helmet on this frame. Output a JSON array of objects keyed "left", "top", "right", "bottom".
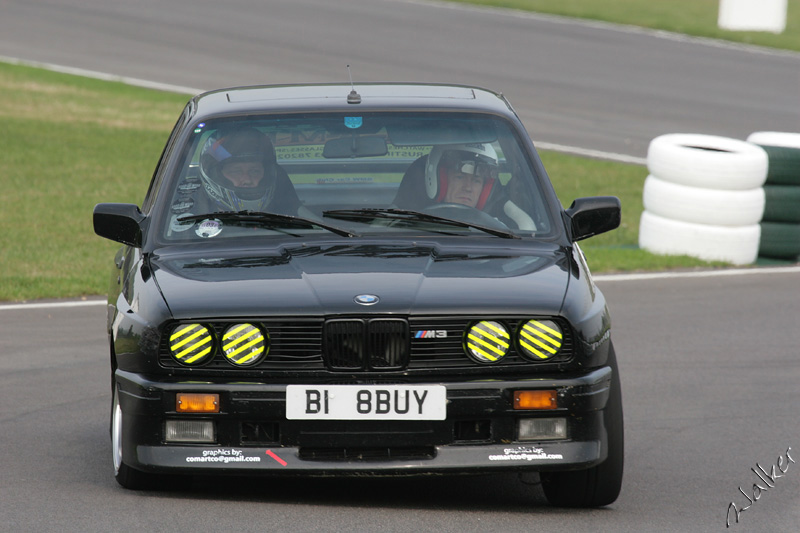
[
  {"left": 424, "top": 143, "right": 500, "bottom": 209},
  {"left": 393, "top": 142, "right": 537, "bottom": 231}
]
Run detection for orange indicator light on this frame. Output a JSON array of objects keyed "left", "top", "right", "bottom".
[
  {"left": 176, "top": 393, "right": 220, "bottom": 413},
  {"left": 514, "top": 390, "right": 557, "bottom": 410}
]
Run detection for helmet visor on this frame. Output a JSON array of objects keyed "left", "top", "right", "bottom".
[{"left": 454, "top": 158, "right": 498, "bottom": 180}]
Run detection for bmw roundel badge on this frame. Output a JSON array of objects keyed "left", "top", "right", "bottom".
[{"left": 354, "top": 294, "right": 380, "bottom": 305}]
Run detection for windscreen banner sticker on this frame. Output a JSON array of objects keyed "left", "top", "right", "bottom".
[
  {"left": 488, "top": 446, "right": 564, "bottom": 462},
  {"left": 185, "top": 448, "right": 262, "bottom": 464},
  {"left": 275, "top": 143, "right": 425, "bottom": 162},
  {"left": 315, "top": 176, "right": 375, "bottom": 185}
]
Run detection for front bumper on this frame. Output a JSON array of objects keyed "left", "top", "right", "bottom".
[{"left": 116, "top": 366, "right": 614, "bottom": 476}]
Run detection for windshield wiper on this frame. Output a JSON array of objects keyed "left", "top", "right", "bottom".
[
  {"left": 178, "top": 211, "right": 358, "bottom": 238},
  {"left": 322, "top": 208, "right": 520, "bottom": 239}
]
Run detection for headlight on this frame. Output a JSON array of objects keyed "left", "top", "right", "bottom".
[
  {"left": 518, "top": 417, "right": 567, "bottom": 441},
  {"left": 517, "top": 319, "right": 563, "bottom": 361},
  {"left": 169, "top": 323, "right": 214, "bottom": 365},
  {"left": 222, "top": 323, "right": 268, "bottom": 366},
  {"left": 465, "top": 320, "right": 510, "bottom": 363},
  {"left": 165, "top": 420, "right": 216, "bottom": 443}
]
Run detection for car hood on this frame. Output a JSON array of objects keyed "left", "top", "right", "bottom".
[{"left": 150, "top": 243, "right": 570, "bottom": 319}]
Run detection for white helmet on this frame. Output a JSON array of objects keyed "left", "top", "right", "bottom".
[
  {"left": 424, "top": 143, "right": 499, "bottom": 208},
  {"left": 199, "top": 127, "right": 277, "bottom": 211}
]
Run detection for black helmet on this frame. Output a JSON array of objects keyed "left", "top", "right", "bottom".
[{"left": 199, "top": 127, "right": 277, "bottom": 211}]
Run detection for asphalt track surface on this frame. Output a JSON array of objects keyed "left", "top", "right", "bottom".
[
  {"left": 1, "top": 0, "right": 799, "bottom": 160},
  {"left": 2, "top": 269, "right": 800, "bottom": 532},
  {"left": 1, "top": 0, "right": 800, "bottom": 531}
]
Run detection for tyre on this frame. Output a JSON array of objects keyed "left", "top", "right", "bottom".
[
  {"left": 541, "top": 342, "right": 623, "bottom": 508},
  {"left": 763, "top": 185, "right": 800, "bottom": 223},
  {"left": 112, "top": 384, "right": 161, "bottom": 490},
  {"left": 642, "top": 175, "right": 765, "bottom": 226},
  {"left": 756, "top": 146, "right": 800, "bottom": 186},
  {"left": 746, "top": 132, "right": 800, "bottom": 186},
  {"left": 747, "top": 131, "right": 800, "bottom": 149},
  {"left": 647, "top": 134, "right": 768, "bottom": 190},
  {"left": 758, "top": 222, "right": 800, "bottom": 260},
  {"left": 638, "top": 211, "right": 760, "bottom": 265}
]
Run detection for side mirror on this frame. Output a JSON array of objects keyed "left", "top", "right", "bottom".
[
  {"left": 93, "top": 203, "right": 146, "bottom": 247},
  {"left": 564, "top": 196, "right": 621, "bottom": 242}
]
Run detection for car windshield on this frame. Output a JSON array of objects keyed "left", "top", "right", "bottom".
[{"left": 159, "top": 112, "right": 554, "bottom": 241}]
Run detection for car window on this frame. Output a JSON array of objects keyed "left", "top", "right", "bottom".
[
  {"left": 160, "top": 112, "right": 554, "bottom": 241},
  {"left": 142, "top": 103, "right": 193, "bottom": 215}
]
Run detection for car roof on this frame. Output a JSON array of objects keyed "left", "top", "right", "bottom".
[{"left": 190, "top": 83, "right": 517, "bottom": 119}]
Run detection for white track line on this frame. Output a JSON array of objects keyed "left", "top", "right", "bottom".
[
  {"left": 1, "top": 6, "right": 798, "bottom": 312},
  {"left": 0, "top": 300, "right": 107, "bottom": 311},
  {"left": 534, "top": 142, "right": 647, "bottom": 165},
  {"left": 0, "top": 55, "right": 643, "bottom": 165},
  {"left": 2, "top": 267, "right": 798, "bottom": 310},
  {"left": 407, "top": 0, "right": 800, "bottom": 59},
  {"left": 594, "top": 265, "right": 800, "bottom": 282},
  {"left": 0, "top": 55, "right": 202, "bottom": 95}
]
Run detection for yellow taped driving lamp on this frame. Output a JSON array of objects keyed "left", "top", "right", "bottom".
[
  {"left": 466, "top": 320, "right": 510, "bottom": 363},
  {"left": 169, "top": 323, "right": 214, "bottom": 365},
  {"left": 222, "top": 323, "right": 267, "bottom": 366},
  {"left": 518, "top": 319, "right": 562, "bottom": 361}
]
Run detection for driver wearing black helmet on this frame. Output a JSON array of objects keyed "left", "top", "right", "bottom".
[{"left": 198, "top": 127, "right": 302, "bottom": 215}]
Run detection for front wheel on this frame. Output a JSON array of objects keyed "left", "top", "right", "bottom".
[
  {"left": 111, "top": 384, "right": 161, "bottom": 490},
  {"left": 541, "top": 342, "right": 624, "bottom": 507}
]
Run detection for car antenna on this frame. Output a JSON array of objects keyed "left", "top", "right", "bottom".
[{"left": 346, "top": 65, "right": 361, "bottom": 104}]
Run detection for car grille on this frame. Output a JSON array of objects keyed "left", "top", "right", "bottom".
[
  {"left": 158, "top": 316, "right": 574, "bottom": 373},
  {"left": 407, "top": 317, "right": 573, "bottom": 368},
  {"left": 325, "top": 319, "right": 409, "bottom": 371},
  {"left": 298, "top": 447, "right": 436, "bottom": 462},
  {"left": 159, "top": 318, "right": 325, "bottom": 371}
]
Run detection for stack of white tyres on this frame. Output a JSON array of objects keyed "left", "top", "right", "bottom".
[
  {"left": 640, "top": 134, "right": 768, "bottom": 265},
  {"left": 746, "top": 132, "right": 800, "bottom": 262}
]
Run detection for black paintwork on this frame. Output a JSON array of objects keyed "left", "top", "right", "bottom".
[{"left": 94, "top": 83, "right": 621, "bottom": 491}]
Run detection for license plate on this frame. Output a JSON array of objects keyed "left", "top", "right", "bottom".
[{"left": 286, "top": 384, "right": 447, "bottom": 420}]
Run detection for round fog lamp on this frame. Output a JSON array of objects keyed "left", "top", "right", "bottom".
[
  {"left": 465, "top": 320, "right": 510, "bottom": 363},
  {"left": 518, "top": 319, "right": 562, "bottom": 361},
  {"left": 170, "top": 323, "right": 214, "bottom": 365},
  {"left": 222, "top": 323, "right": 268, "bottom": 366}
]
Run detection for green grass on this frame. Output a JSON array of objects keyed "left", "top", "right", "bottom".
[
  {"left": 539, "top": 151, "right": 726, "bottom": 272},
  {"left": 0, "top": 62, "right": 187, "bottom": 301},
  {"left": 447, "top": 0, "right": 800, "bottom": 51},
  {"left": 0, "top": 60, "right": 734, "bottom": 302}
]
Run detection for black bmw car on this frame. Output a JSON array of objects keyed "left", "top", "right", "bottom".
[{"left": 94, "top": 82, "right": 623, "bottom": 507}]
